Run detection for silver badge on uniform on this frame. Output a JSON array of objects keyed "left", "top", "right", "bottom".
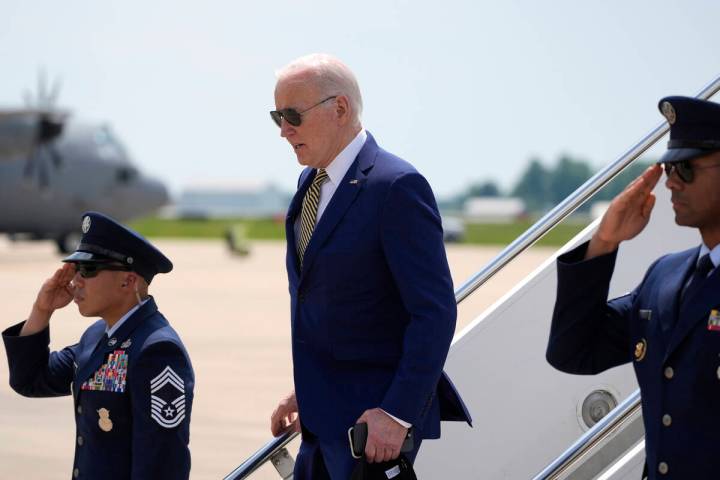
[
  {"left": 661, "top": 101, "right": 676, "bottom": 125},
  {"left": 150, "top": 366, "right": 186, "bottom": 428},
  {"left": 120, "top": 339, "right": 132, "bottom": 349},
  {"left": 107, "top": 337, "right": 117, "bottom": 347},
  {"left": 82, "top": 215, "right": 92, "bottom": 234}
]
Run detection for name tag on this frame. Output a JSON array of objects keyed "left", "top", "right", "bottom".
[{"left": 639, "top": 309, "right": 652, "bottom": 321}]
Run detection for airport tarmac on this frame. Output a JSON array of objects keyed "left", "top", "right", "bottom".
[{"left": 0, "top": 237, "right": 557, "bottom": 479}]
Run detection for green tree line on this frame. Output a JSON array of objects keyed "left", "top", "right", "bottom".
[{"left": 443, "top": 156, "right": 653, "bottom": 215}]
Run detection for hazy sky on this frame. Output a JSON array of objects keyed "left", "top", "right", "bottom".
[{"left": 2, "top": 0, "right": 719, "bottom": 198}]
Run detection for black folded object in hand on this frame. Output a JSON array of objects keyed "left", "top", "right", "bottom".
[{"left": 350, "top": 454, "right": 417, "bottom": 480}]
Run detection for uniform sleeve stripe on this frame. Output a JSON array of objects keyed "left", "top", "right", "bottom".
[
  {"left": 150, "top": 375, "right": 184, "bottom": 393},
  {"left": 150, "top": 367, "right": 185, "bottom": 392},
  {"left": 151, "top": 412, "right": 186, "bottom": 428}
]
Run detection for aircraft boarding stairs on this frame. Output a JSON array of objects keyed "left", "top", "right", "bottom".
[{"left": 224, "top": 75, "right": 720, "bottom": 480}]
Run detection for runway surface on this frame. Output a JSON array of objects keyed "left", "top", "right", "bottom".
[{"left": 0, "top": 238, "right": 556, "bottom": 479}]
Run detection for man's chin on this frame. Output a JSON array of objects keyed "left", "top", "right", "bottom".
[{"left": 75, "top": 303, "right": 95, "bottom": 317}]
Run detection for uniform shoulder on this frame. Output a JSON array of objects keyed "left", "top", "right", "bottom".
[
  {"left": 656, "top": 246, "right": 698, "bottom": 267},
  {"left": 79, "top": 319, "right": 106, "bottom": 343},
  {"left": 140, "top": 325, "right": 189, "bottom": 358}
]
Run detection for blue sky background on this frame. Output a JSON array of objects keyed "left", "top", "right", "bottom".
[{"left": 2, "top": 0, "right": 719, "bottom": 198}]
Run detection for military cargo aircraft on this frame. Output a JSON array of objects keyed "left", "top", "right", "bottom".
[{"left": 0, "top": 76, "right": 168, "bottom": 253}]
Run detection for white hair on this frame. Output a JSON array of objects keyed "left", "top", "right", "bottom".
[{"left": 276, "top": 53, "right": 363, "bottom": 123}]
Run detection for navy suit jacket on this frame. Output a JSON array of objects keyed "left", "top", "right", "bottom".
[
  {"left": 2, "top": 298, "right": 193, "bottom": 480},
  {"left": 285, "top": 132, "right": 471, "bottom": 442},
  {"left": 547, "top": 242, "right": 720, "bottom": 479}
]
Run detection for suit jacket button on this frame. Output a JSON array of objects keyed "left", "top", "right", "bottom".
[
  {"left": 76, "top": 405, "right": 82, "bottom": 415},
  {"left": 299, "top": 293, "right": 305, "bottom": 302},
  {"left": 73, "top": 468, "right": 80, "bottom": 478},
  {"left": 658, "top": 462, "right": 668, "bottom": 474},
  {"left": 662, "top": 414, "right": 672, "bottom": 427},
  {"left": 77, "top": 435, "right": 84, "bottom": 446},
  {"left": 664, "top": 367, "right": 674, "bottom": 379}
]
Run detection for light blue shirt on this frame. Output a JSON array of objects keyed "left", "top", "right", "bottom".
[{"left": 105, "top": 298, "right": 149, "bottom": 337}]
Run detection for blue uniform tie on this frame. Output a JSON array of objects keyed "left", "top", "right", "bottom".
[{"left": 681, "top": 253, "right": 713, "bottom": 306}]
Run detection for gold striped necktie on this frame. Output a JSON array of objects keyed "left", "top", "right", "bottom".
[{"left": 297, "top": 168, "right": 329, "bottom": 267}]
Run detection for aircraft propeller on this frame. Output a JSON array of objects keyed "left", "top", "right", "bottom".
[{"left": 22, "top": 71, "right": 68, "bottom": 189}]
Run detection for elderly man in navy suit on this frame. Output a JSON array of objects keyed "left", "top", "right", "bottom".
[
  {"left": 268, "top": 53, "right": 471, "bottom": 479},
  {"left": 2, "top": 212, "right": 193, "bottom": 480},
  {"left": 547, "top": 96, "right": 720, "bottom": 479}
]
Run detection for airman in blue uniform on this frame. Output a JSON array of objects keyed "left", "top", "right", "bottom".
[
  {"left": 547, "top": 96, "right": 720, "bottom": 479},
  {"left": 2, "top": 211, "right": 194, "bottom": 479}
]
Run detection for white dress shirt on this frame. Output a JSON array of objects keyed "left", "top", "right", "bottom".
[{"left": 293, "top": 129, "right": 367, "bottom": 241}]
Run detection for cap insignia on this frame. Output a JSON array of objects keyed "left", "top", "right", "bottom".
[
  {"left": 82, "top": 216, "right": 92, "bottom": 234},
  {"left": 661, "top": 101, "right": 676, "bottom": 125}
]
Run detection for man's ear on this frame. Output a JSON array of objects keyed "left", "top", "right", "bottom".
[
  {"left": 335, "top": 95, "right": 350, "bottom": 125},
  {"left": 121, "top": 273, "right": 138, "bottom": 288}
]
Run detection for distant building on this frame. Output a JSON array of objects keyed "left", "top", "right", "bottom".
[
  {"left": 463, "top": 197, "right": 525, "bottom": 223},
  {"left": 173, "top": 180, "right": 291, "bottom": 219}
]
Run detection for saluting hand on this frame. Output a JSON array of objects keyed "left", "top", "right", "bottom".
[
  {"left": 20, "top": 264, "right": 76, "bottom": 336},
  {"left": 34, "top": 263, "right": 76, "bottom": 313},
  {"left": 586, "top": 164, "right": 663, "bottom": 259}
]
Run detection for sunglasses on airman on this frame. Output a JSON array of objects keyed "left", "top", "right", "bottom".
[
  {"left": 270, "top": 96, "right": 337, "bottom": 127},
  {"left": 663, "top": 159, "right": 720, "bottom": 183},
  {"left": 75, "top": 263, "right": 131, "bottom": 279}
]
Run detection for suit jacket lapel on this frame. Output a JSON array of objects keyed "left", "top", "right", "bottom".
[
  {"left": 667, "top": 259, "right": 720, "bottom": 357},
  {"left": 299, "top": 134, "right": 378, "bottom": 277},
  {"left": 657, "top": 249, "right": 696, "bottom": 345}
]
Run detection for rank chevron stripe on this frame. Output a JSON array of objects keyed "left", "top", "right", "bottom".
[
  {"left": 150, "top": 366, "right": 186, "bottom": 428},
  {"left": 150, "top": 366, "right": 184, "bottom": 392}
]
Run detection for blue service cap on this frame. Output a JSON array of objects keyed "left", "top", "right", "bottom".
[
  {"left": 62, "top": 211, "right": 172, "bottom": 284},
  {"left": 657, "top": 96, "right": 720, "bottom": 164}
]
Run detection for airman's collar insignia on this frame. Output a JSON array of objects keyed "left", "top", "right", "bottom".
[
  {"left": 120, "top": 339, "right": 132, "bottom": 348},
  {"left": 82, "top": 215, "right": 92, "bottom": 234},
  {"left": 107, "top": 337, "right": 117, "bottom": 347},
  {"left": 634, "top": 338, "right": 647, "bottom": 361},
  {"left": 661, "top": 101, "right": 676, "bottom": 125}
]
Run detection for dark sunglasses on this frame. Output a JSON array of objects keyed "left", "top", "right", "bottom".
[
  {"left": 75, "top": 263, "right": 131, "bottom": 279},
  {"left": 270, "top": 96, "right": 337, "bottom": 127},
  {"left": 663, "top": 159, "right": 720, "bottom": 183}
]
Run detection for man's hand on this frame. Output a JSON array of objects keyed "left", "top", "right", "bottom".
[
  {"left": 21, "top": 264, "right": 76, "bottom": 336},
  {"left": 586, "top": 164, "right": 663, "bottom": 259},
  {"left": 357, "top": 408, "right": 408, "bottom": 463},
  {"left": 270, "top": 391, "right": 300, "bottom": 436}
]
